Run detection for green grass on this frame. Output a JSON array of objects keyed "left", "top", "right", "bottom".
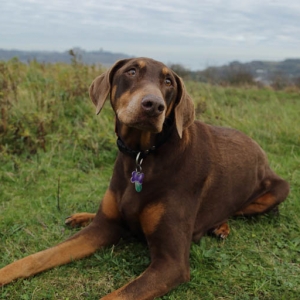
[{"left": 0, "top": 60, "right": 300, "bottom": 299}]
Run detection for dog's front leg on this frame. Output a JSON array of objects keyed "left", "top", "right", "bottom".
[
  {"left": 0, "top": 189, "right": 123, "bottom": 286},
  {"left": 101, "top": 205, "right": 192, "bottom": 300}
]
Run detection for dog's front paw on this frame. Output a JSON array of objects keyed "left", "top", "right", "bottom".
[{"left": 65, "top": 213, "right": 96, "bottom": 228}]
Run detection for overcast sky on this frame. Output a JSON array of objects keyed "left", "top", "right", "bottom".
[{"left": 1, "top": 0, "right": 300, "bottom": 69}]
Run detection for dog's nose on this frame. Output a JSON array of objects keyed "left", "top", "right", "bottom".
[{"left": 141, "top": 95, "right": 165, "bottom": 117}]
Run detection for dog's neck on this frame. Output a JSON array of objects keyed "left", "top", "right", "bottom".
[{"left": 115, "top": 116, "right": 175, "bottom": 158}]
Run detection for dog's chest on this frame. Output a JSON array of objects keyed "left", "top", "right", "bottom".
[{"left": 118, "top": 187, "right": 144, "bottom": 234}]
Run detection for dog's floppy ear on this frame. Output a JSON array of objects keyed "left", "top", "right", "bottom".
[
  {"left": 173, "top": 73, "right": 195, "bottom": 138},
  {"left": 89, "top": 59, "right": 130, "bottom": 115}
]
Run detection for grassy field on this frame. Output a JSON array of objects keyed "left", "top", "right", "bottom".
[{"left": 0, "top": 59, "right": 299, "bottom": 300}]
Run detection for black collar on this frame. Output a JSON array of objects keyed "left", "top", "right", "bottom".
[
  {"left": 116, "top": 117, "right": 174, "bottom": 159},
  {"left": 117, "top": 137, "right": 156, "bottom": 159}
]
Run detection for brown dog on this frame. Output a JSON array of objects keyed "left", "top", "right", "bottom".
[{"left": 0, "top": 58, "right": 289, "bottom": 299}]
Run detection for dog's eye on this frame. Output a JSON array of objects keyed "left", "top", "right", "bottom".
[
  {"left": 165, "top": 78, "right": 172, "bottom": 86},
  {"left": 127, "top": 69, "right": 136, "bottom": 76}
]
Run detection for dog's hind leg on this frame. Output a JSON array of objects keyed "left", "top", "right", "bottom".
[
  {"left": 235, "top": 175, "right": 289, "bottom": 216},
  {"left": 211, "top": 222, "right": 230, "bottom": 239}
]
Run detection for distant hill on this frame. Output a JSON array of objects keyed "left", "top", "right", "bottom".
[
  {"left": 193, "top": 59, "right": 300, "bottom": 85},
  {"left": 241, "top": 59, "right": 300, "bottom": 79},
  {"left": 0, "top": 48, "right": 131, "bottom": 66},
  {"left": 1, "top": 48, "right": 299, "bottom": 86}
]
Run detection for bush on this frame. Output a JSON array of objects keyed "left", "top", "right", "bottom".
[{"left": 0, "top": 56, "right": 106, "bottom": 155}]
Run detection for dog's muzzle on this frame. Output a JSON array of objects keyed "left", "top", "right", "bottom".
[{"left": 141, "top": 95, "right": 165, "bottom": 118}]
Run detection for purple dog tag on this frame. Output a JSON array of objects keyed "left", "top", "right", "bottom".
[{"left": 131, "top": 171, "right": 144, "bottom": 192}]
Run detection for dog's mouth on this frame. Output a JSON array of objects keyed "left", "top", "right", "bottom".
[{"left": 118, "top": 113, "right": 165, "bottom": 133}]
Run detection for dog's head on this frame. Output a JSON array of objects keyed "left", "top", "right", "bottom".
[{"left": 89, "top": 57, "right": 194, "bottom": 138}]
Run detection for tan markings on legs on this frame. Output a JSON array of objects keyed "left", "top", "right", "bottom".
[
  {"left": 100, "top": 286, "right": 127, "bottom": 300},
  {"left": 101, "top": 294, "right": 124, "bottom": 300},
  {"left": 100, "top": 265, "right": 148, "bottom": 299},
  {"left": 139, "top": 203, "right": 165, "bottom": 236},
  {"left": 102, "top": 189, "right": 120, "bottom": 219},
  {"left": 101, "top": 206, "right": 191, "bottom": 300},
  {"left": 100, "top": 280, "right": 153, "bottom": 300},
  {"left": 100, "top": 246, "right": 188, "bottom": 300},
  {"left": 65, "top": 213, "right": 96, "bottom": 228},
  {"left": 0, "top": 234, "right": 98, "bottom": 286},
  {"left": 100, "top": 277, "right": 150, "bottom": 300},
  {"left": 212, "top": 222, "right": 230, "bottom": 239},
  {"left": 100, "top": 263, "right": 174, "bottom": 300},
  {"left": 235, "top": 192, "right": 277, "bottom": 216}
]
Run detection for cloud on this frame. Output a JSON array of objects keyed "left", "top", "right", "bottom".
[{"left": 1, "top": 0, "right": 300, "bottom": 69}]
